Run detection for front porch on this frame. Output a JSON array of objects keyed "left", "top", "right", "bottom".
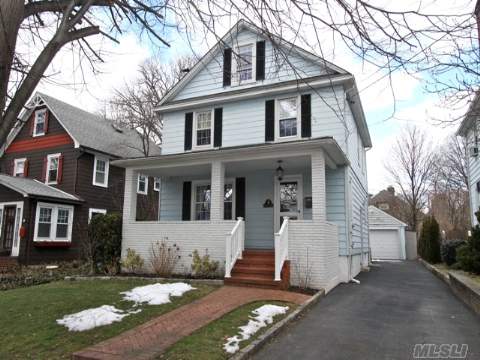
[{"left": 118, "top": 139, "right": 346, "bottom": 290}]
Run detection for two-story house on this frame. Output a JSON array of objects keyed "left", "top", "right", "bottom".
[
  {"left": 0, "top": 92, "right": 160, "bottom": 266},
  {"left": 114, "top": 20, "right": 372, "bottom": 292}
]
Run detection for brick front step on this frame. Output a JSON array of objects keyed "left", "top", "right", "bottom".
[{"left": 226, "top": 250, "right": 290, "bottom": 290}]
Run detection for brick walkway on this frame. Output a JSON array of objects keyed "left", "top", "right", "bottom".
[{"left": 73, "top": 286, "right": 310, "bottom": 360}]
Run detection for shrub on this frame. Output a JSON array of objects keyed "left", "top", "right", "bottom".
[
  {"left": 191, "top": 249, "right": 220, "bottom": 278},
  {"left": 121, "top": 248, "right": 145, "bottom": 273},
  {"left": 457, "top": 211, "right": 480, "bottom": 274},
  {"left": 441, "top": 240, "right": 465, "bottom": 266},
  {"left": 88, "top": 213, "right": 122, "bottom": 275},
  {"left": 149, "top": 239, "right": 180, "bottom": 277},
  {"left": 418, "top": 216, "right": 441, "bottom": 264}
]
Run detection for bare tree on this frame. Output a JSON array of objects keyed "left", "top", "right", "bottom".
[
  {"left": 385, "top": 126, "right": 435, "bottom": 230},
  {"left": 1, "top": 0, "right": 478, "bottom": 148},
  {"left": 107, "top": 56, "right": 196, "bottom": 156}
]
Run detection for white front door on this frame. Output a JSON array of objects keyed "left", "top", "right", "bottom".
[{"left": 274, "top": 175, "right": 303, "bottom": 232}]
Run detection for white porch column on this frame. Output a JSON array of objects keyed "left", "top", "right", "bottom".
[
  {"left": 210, "top": 160, "right": 225, "bottom": 221},
  {"left": 311, "top": 150, "right": 327, "bottom": 221},
  {"left": 123, "top": 168, "right": 138, "bottom": 222}
]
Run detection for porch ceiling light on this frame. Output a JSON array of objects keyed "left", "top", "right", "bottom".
[{"left": 276, "top": 160, "right": 284, "bottom": 180}]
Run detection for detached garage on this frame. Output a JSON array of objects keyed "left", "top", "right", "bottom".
[{"left": 368, "top": 206, "right": 407, "bottom": 260}]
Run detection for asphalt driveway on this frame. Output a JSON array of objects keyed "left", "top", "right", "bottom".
[{"left": 254, "top": 261, "right": 480, "bottom": 360}]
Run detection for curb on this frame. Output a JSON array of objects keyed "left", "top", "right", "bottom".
[
  {"left": 64, "top": 275, "right": 224, "bottom": 287},
  {"left": 418, "top": 259, "right": 480, "bottom": 316},
  {"left": 418, "top": 258, "right": 450, "bottom": 285},
  {"left": 231, "top": 289, "right": 325, "bottom": 360}
]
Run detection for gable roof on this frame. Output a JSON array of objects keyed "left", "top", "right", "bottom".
[
  {"left": 0, "top": 174, "right": 82, "bottom": 203},
  {"left": 158, "top": 19, "right": 349, "bottom": 107},
  {"left": 368, "top": 205, "right": 407, "bottom": 228},
  {"left": 3, "top": 92, "right": 161, "bottom": 159},
  {"left": 456, "top": 91, "right": 480, "bottom": 137}
]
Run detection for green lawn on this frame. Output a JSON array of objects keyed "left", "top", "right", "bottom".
[
  {"left": 0, "top": 279, "right": 216, "bottom": 359},
  {"left": 162, "top": 300, "right": 296, "bottom": 360}
]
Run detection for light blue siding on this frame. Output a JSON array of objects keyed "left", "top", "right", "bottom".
[
  {"left": 173, "top": 28, "right": 331, "bottom": 102},
  {"left": 326, "top": 167, "right": 347, "bottom": 255}
]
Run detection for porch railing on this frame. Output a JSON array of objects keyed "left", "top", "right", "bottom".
[
  {"left": 225, "top": 217, "right": 244, "bottom": 278},
  {"left": 274, "top": 216, "right": 289, "bottom": 281}
]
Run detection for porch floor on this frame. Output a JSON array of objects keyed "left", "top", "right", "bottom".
[{"left": 72, "top": 286, "right": 310, "bottom": 360}]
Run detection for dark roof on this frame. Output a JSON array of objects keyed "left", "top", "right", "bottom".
[{"left": 0, "top": 174, "right": 83, "bottom": 203}]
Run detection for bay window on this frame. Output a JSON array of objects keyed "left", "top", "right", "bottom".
[{"left": 34, "top": 203, "right": 74, "bottom": 242}]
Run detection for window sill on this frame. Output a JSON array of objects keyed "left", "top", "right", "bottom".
[
  {"left": 33, "top": 241, "right": 72, "bottom": 248},
  {"left": 93, "top": 182, "right": 108, "bottom": 188},
  {"left": 137, "top": 191, "right": 148, "bottom": 195},
  {"left": 32, "top": 133, "right": 46, "bottom": 138}
]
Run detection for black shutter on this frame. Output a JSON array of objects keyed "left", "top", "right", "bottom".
[
  {"left": 184, "top": 112, "right": 193, "bottom": 151},
  {"left": 256, "top": 41, "right": 265, "bottom": 81},
  {"left": 223, "top": 48, "right": 232, "bottom": 87},
  {"left": 182, "top": 181, "right": 192, "bottom": 220},
  {"left": 301, "top": 94, "right": 312, "bottom": 138},
  {"left": 214, "top": 108, "right": 223, "bottom": 148},
  {"left": 265, "top": 100, "right": 275, "bottom": 142},
  {"left": 235, "top": 177, "right": 246, "bottom": 219}
]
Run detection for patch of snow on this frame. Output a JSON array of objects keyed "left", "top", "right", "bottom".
[
  {"left": 56, "top": 305, "right": 136, "bottom": 332},
  {"left": 121, "top": 282, "right": 196, "bottom": 305},
  {"left": 224, "top": 304, "right": 289, "bottom": 354}
]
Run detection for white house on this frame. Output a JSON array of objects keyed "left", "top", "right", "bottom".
[
  {"left": 457, "top": 93, "right": 480, "bottom": 225},
  {"left": 113, "top": 20, "right": 372, "bottom": 292},
  {"left": 368, "top": 206, "right": 407, "bottom": 260}
]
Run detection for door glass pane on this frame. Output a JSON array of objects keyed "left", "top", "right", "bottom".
[{"left": 280, "top": 181, "right": 298, "bottom": 213}]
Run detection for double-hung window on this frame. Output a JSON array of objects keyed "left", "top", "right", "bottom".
[
  {"left": 93, "top": 156, "right": 109, "bottom": 187},
  {"left": 277, "top": 97, "right": 299, "bottom": 138},
  {"left": 237, "top": 44, "right": 254, "bottom": 82},
  {"left": 192, "top": 181, "right": 235, "bottom": 220},
  {"left": 137, "top": 174, "right": 148, "bottom": 194},
  {"left": 195, "top": 111, "right": 212, "bottom": 148},
  {"left": 13, "top": 158, "right": 26, "bottom": 177},
  {"left": 34, "top": 203, "right": 74, "bottom": 242},
  {"left": 33, "top": 109, "right": 47, "bottom": 137},
  {"left": 46, "top": 153, "right": 60, "bottom": 184}
]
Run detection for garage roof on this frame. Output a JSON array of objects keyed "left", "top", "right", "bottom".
[{"left": 368, "top": 206, "right": 407, "bottom": 227}]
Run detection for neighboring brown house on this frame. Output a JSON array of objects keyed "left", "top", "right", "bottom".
[
  {"left": 369, "top": 186, "right": 409, "bottom": 226},
  {"left": 0, "top": 92, "right": 160, "bottom": 265},
  {"left": 429, "top": 190, "right": 470, "bottom": 240}
]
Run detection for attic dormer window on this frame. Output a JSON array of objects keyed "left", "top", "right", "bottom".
[
  {"left": 232, "top": 43, "right": 256, "bottom": 85},
  {"left": 33, "top": 109, "right": 47, "bottom": 137}
]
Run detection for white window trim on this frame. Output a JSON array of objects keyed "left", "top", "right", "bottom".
[
  {"left": 231, "top": 43, "right": 256, "bottom": 86},
  {"left": 46, "top": 153, "right": 61, "bottom": 185},
  {"left": 192, "top": 109, "right": 214, "bottom": 150},
  {"left": 13, "top": 158, "right": 26, "bottom": 177},
  {"left": 88, "top": 208, "right": 107, "bottom": 222},
  {"left": 190, "top": 179, "right": 235, "bottom": 221},
  {"left": 137, "top": 173, "right": 148, "bottom": 195},
  {"left": 33, "top": 108, "right": 47, "bottom": 137},
  {"left": 275, "top": 95, "right": 301, "bottom": 142},
  {"left": 153, "top": 177, "right": 161, "bottom": 192},
  {"left": 33, "top": 202, "right": 74, "bottom": 242},
  {"left": 92, "top": 155, "right": 109, "bottom": 187}
]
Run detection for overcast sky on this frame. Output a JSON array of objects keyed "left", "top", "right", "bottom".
[{"left": 33, "top": 1, "right": 474, "bottom": 195}]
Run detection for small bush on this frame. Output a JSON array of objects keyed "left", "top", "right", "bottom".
[
  {"left": 121, "top": 248, "right": 145, "bottom": 273},
  {"left": 149, "top": 239, "right": 181, "bottom": 277},
  {"left": 418, "top": 216, "right": 441, "bottom": 264},
  {"left": 456, "top": 211, "right": 480, "bottom": 274},
  {"left": 441, "top": 240, "right": 465, "bottom": 266},
  {"left": 88, "top": 213, "right": 122, "bottom": 275},
  {"left": 191, "top": 249, "right": 220, "bottom": 278}
]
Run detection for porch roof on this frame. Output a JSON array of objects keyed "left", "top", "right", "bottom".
[
  {"left": 0, "top": 174, "right": 83, "bottom": 204},
  {"left": 111, "top": 137, "right": 349, "bottom": 169}
]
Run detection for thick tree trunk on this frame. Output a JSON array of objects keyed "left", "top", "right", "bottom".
[{"left": 0, "top": 0, "right": 24, "bottom": 145}]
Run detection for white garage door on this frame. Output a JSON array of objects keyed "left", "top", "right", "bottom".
[{"left": 370, "top": 229, "right": 402, "bottom": 260}]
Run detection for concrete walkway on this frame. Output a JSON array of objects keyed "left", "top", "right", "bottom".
[
  {"left": 253, "top": 261, "right": 480, "bottom": 360},
  {"left": 73, "top": 285, "right": 310, "bottom": 360}
]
